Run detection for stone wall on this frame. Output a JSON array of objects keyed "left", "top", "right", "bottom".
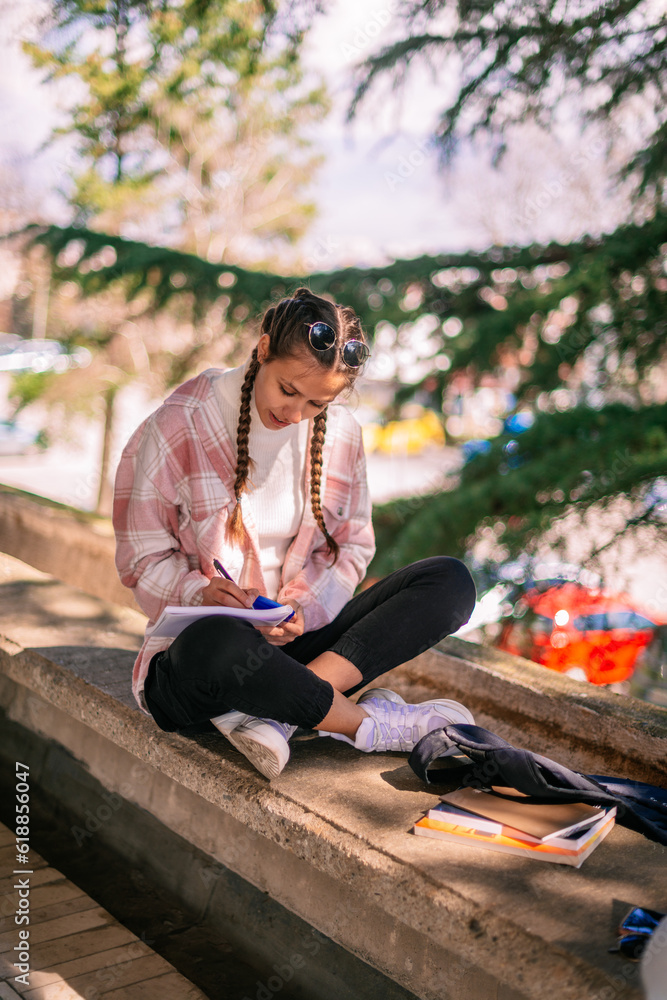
[{"left": 0, "top": 485, "right": 137, "bottom": 611}]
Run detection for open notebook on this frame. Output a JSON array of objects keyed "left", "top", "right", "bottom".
[{"left": 146, "top": 603, "right": 295, "bottom": 639}]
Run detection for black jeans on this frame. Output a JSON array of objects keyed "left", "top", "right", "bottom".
[{"left": 143, "top": 556, "right": 476, "bottom": 734}]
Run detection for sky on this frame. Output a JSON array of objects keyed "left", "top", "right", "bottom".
[
  {"left": 269, "top": 0, "right": 634, "bottom": 267},
  {"left": 0, "top": 0, "right": 635, "bottom": 270},
  {"left": 294, "top": 0, "right": 478, "bottom": 266}
]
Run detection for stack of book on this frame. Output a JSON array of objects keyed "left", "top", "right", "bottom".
[{"left": 413, "top": 786, "right": 616, "bottom": 867}]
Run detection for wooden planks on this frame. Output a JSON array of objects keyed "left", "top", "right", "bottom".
[{"left": 0, "top": 822, "right": 207, "bottom": 999}]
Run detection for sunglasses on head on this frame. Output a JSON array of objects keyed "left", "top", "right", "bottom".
[{"left": 306, "top": 322, "right": 370, "bottom": 369}]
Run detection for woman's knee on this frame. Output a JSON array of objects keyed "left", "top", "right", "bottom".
[
  {"left": 167, "top": 615, "right": 266, "bottom": 684},
  {"left": 413, "top": 555, "right": 477, "bottom": 622}
]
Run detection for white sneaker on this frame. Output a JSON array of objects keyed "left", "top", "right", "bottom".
[
  {"left": 210, "top": 709, "right": 252, "bottom": 736},
  {"left": 356, "top": 687, "right": 407, "bottom": 709},
  {"left": 318, "top": 688, "right": 408, "bottom": 745},
  {"left": 224, "top": 718, "right": 297, "bottom": 780},
  {"left": 356, "top": 688, "right": 474, "bottom": 729},
  {"left": 320, "top": 697, "right": 474, "bottom": 753}
]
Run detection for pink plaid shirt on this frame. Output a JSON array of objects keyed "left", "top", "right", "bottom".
[{"left": 112, "top": 367, "right": 376, "bottom": 714}]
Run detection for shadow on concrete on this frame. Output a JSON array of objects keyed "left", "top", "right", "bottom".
[
  {"left": 32, "top": 644, "right": 138, "bottom": 711},
  {"left": 1, "top": 577, "right": 144, "bottom": 647}
]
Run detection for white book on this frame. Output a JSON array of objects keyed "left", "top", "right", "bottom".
[{"left": 146, "top": 603, "right": 295, "bottom": 639}]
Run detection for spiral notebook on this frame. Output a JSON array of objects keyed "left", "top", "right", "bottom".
[{"left": 146, "top": 603, "right": 295, "bottom": 639}]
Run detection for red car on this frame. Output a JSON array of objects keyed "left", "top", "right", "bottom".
[{"left": 497, "top": 582, "right": 664, "bottom": 685}]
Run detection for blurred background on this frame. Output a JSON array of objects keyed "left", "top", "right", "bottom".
[{"left": 0, "top": 0, "right": 666, "bottom": 704}]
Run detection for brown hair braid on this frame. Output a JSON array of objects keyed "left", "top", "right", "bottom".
[
  {"left": 225, "top": 287, "right": 369, "bottom": 565},
  {"left": 309, "top": 408, "right": 335, "bottom": 560},
  {"left": 225, "top": 346, "right": 260, "bottom": 546}
]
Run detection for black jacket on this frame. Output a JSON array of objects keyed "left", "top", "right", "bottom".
[{"left": 409, "top": 724, "right": 667, "bottom": 846}]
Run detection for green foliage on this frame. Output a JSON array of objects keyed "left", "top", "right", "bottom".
[
  {"left": 8, "top": 372, "right": 56, "bottom": 416},
  {"left": 20, "top": 213, "right": 667, "bottom": 572},
  {"left": 348, "top": 0, "right": 666, "bottom": 201},
  {"left": 335, "top": 0, "right": 667, "bottom": 581},
  {"left": 23, "top": 211, "right": 667, "bottom": 419},
  {"left": 24, "top": 0, "right": 321, "bottom": 242},
  {"left": 371, "top": 401, "right": 667, "bottom": 574},
  {"left": 20, "top": 0, "right": 324, "bottom": 512},
  {"left": 18, "top": 0, "right": 667, "bottom": 558},
  {"left": 357, "top": 209, "right": 667, "bottom": 577},
  {"left": 24, "top": 223, "right": 283, "bottom": 317}
]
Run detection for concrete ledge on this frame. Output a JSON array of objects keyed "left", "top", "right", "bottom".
[
  {"left": 0, "top": 485, "right": 136, "bottom": 611},
  {"left": 1, "top": 552, "right": 666, "bottom": 1000},
  {"left": 0, "top": 715, "right": 418, "bottom": 1000}
]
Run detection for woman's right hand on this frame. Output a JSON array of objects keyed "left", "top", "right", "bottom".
[
  {"left": 200, "top": 577, "right": 260, "bottom": 609},
  {"left": 253, "top": 601, "right": 305, "bottom": 645}
]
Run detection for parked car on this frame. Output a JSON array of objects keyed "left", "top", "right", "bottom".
[
  {"left": 0, "top": 334, "right": 91, "bottom": 373},
  {"left": 362, "top": 408, "right": 445, "bottom": 455},
  {"left": 496, "top": 581, "right": 664, "bottom": 685}
]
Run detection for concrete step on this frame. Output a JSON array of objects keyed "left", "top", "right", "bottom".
[{"left": 1, "top": 550, "right": 666, "bottom": 1000}]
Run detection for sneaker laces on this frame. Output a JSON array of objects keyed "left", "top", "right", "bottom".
[
  {"left": 358, "top": 701, "right": 468, "bottom": 752},
  {"left": 355, "top": 704, "right": 421, "bottom": 752}
]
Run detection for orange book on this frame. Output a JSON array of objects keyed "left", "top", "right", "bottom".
[{"left": 412, "top": 811, "right": 615, "bottom": 867}]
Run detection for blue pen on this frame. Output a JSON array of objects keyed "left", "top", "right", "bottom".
[{"left": 212, "top": 558, "right": 294, "bottom": 620}]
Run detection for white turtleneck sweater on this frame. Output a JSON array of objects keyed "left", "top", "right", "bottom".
[{"left": 212, "top": 361, "right": 309, "bottom": 600}]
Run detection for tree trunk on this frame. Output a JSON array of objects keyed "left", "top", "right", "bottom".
[
  {"left": 31, "top": 254, "right": 51, "bottom": 340},
  {"left": 96, "top": 386, "right": 117, "bottom": 516}
]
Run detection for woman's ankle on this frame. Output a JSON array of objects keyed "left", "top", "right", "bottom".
[{"left": 314, "top": 698, "right": 368, "bottom": 740}]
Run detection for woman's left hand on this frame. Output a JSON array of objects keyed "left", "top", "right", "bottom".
[{"left": 253, "top": 601, "right": 305, "bottom": 645}]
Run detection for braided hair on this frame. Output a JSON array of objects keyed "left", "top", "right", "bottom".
[{"left": 225, "top": 287, "right": 367, "bottom": 565}]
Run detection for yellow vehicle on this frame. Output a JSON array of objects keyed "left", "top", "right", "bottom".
[{"left": 362, "top": 408, "right": 445, "bottom": 455}]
